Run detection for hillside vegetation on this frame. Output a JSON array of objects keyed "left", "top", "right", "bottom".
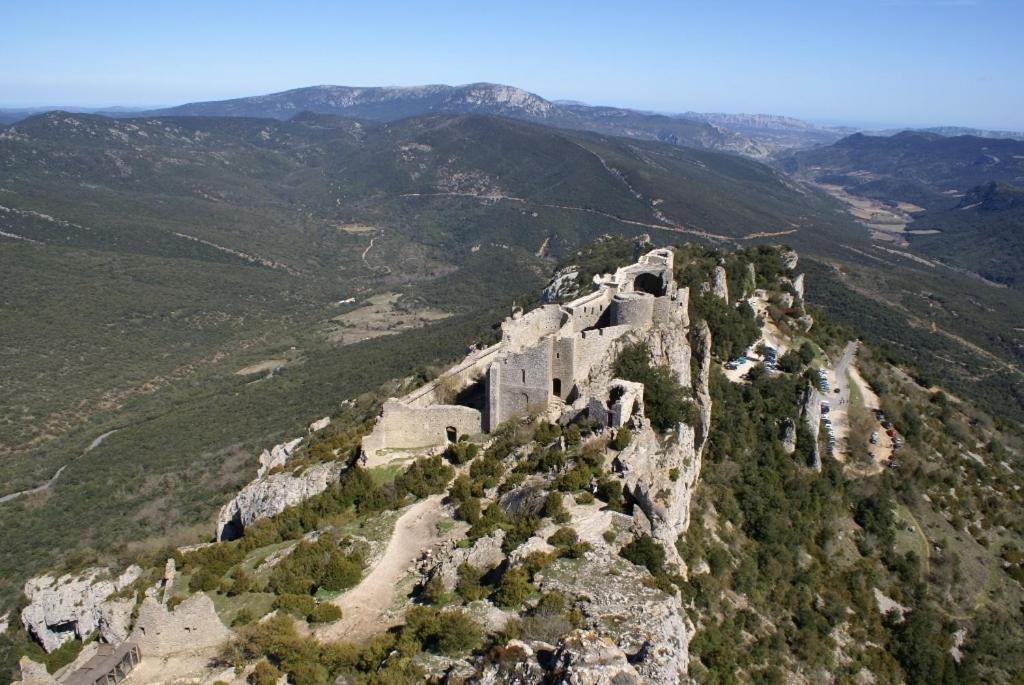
[{"left": 1, "top": 110, "right": 1021, "bottom": 621}]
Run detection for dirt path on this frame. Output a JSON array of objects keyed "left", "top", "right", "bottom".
[
  {"left": 316, "top": 495, "right": 449, "bottom": 643},
  {"left": 0, "top": 429, "right": 119, "bottom": 504}
]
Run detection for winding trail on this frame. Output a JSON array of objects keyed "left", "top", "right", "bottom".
[
  {"left": 0, "top": 430, "right": 118, "bottom": 504},
  {"left": 316, "top": 495, "right": 450, "bottom": 643}
]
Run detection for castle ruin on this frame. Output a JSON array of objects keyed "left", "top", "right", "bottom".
[{"left": 361, "top": 247, "right": 688, "bottom": 461}]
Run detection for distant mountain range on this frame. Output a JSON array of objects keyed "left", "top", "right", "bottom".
[
  {"left": 4, "top": 82, "right": 1022, "bottom": 157},
  {"left": 142, "top": 83, "right": 774, "bottom": 158}
]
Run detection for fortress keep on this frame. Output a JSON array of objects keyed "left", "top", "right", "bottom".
[{"left": 361, "top": 247, "right": 689, "bottom": 461}]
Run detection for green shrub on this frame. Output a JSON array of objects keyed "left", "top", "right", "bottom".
[
  {"left": 250, "top": 660, "right": 283, "bottom": 685},
  {"left": 543, "top": 492, "right": 569, "bottom": 522},
  {"left": 612, "top": 427, "right": 632, "bottom": 450},
  {"left": 596, "top": 478, "right": 625, "bottom": 512},
  {"left": 396, "top": 455, "right": 455, "bottom": 499},
  {"left": 446, "top": 441, "right": 479, "bottom": 465},
  {"left": 455, "top": 563, "right": 489, "bottom": 602},
  {"left": 495, "top": 567, "right": 533, "bottom": 608},
  {"left": 275, "top": 593, "right": 316, "bottom": 618},
  {"left": 620, "top": 535, "right": 667, "bottom": 576},
  {"left": 309, "top": 603, "right": 342, "bottom": 623},
  {"left": 547, "top": 527, "right": 579, "bottom": 548},
  {"left": 232, "top": 608, "right": 256, "bottom": 627}
]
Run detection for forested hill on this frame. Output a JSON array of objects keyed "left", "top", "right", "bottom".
[
  {"left": 778, "top": 130, "right": 1024, "bottom": 207},
  {"left": 143, "top": 82, "right": 768, "bottom": 157}
]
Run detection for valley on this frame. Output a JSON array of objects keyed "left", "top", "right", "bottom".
[{"left": 0, "top": 97, "right": 1022, "bottom": 685}]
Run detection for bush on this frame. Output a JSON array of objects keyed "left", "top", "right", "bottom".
[
  {"left": 620, "top": 535, "right": 667, "bottom": 576},
  {"left": 596, "top": 478, "right": 625, "bottom": 512},
  {"left": 456, "top": 497, "right": 482, "bottom": 524},
  {"left": 612, "top": 427, "right": 632, "bottom": 450},
  {"left": 309, "top": 603, "right": 342, "bottom": 623},
  {"left": 267, "top": 537, "right": 363, "bottom": 596},
  {"left": 455, "top": 563, "right": 489, "bottom": 602},
  {"left": 446, "top": 441, "right": 479, "bottom": 465},
  {"left": 232, "top": 608, "right": 255, "bottom": 627},
  {"left": 543, "top": 492, "right": 569, "bottom": 522},
  {"left": 275, "top": 593, "right": 316, "bottom": 618},
  {"left": 547, "top": 527, "right": 579, "bottom": 549},
  {"left": 495, "top": 567, "right": 533, "bottom": 608},
  {"left": 420, "top": 574, "right": 449, "bottom": 606},
  {"left": 250, "top": 660, "right": 283, "bottom": 685},
  {"left": 396, "top": 455, "right": 455, "bottom": 499},
  {"left": 402, "top": 606, "right": 484, "bottom": 655}
]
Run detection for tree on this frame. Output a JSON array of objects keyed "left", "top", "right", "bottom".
[
  {"left": 495, "top": 567, "right": 532, "bottom": 608},
  {"left": 455, "top": 563, "right": 488, "bottom": 602}
]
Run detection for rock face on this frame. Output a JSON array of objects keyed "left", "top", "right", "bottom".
[
  {"left": 793, "top": 272, "right": 805, "bottom": 300},
  {"left": 782, "top": 249, "right": 799, "bottom": 270},
  {"left": 308, "top": 416, "right": 331, "bottom": 433},
  {"left": 642, "top": 286, "right": 691, "bottom": 388},
  {"left": 549, "top": 630, "right": 642, "bottom": 684},
  {"left": 13, "top": 657, "right": 58, "bottom": 685},
  {"left": 781, "top": 418, "right": 797, "bottom": 454},
  {"left": 131, "top": 593, "right": 230, "bottom": 658},
  {"left": 801, "top": 384, "right": 822, "bottom": 470},
  {"left": 217, "top": 460, "right": 342, "bottom": 540},
  {"left": 20, "top": 566, "right": 141, "bottom": 653},
  {"left": 537, "top": 556, "right": 691, "bottom": 685},
  {"left": 256, "top": 436, "right": 303, "bottom": 477},
  {"left": 470, "top": 640, "right": 547, "bottom": 684},
  {"left": 542, "top": 267, "right": 581, "bottom": 303},
  {"left": 422, "top": 531, "right": 506, "bottom": 591},
  {"left": 711, "top": 265, "right": 729, "bottom": 302}
]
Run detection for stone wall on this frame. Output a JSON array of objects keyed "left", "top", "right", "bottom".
[
  {"left": 131, "top": 594, "right": 230, "bottom": 658},
  {"left": 361, "top": 399, "right": 483, "bottom": 456}
]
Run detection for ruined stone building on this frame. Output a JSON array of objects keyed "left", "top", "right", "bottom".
[{"left": 361, "top": 247, "right": 689, "bottom": 460}]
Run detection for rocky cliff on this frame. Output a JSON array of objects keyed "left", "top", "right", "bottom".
[
  {"left": 216, "top": 460, "right": 342, "bottom": 540},
  {"left": 20, "top": 566, "right": 140, "bottom": 652}
]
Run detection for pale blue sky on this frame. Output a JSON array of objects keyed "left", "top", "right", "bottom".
[{"left": 2, "top": 0, "right": 1022, "bottom": 129}]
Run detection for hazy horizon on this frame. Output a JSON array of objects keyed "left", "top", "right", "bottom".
[{"left": 2, "top": 0, "right": 1023, "bottom": 130}]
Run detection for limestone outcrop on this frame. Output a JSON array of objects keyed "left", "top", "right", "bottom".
[
  {"left": 549, "top": 630, "right": 642, "bottom": 684},
  {"left": 20, "top": 565, "right": 141, "bottom": 653},
  {"left": 421, "top": 531, "right": 506, "bottom": 591},
  {"left": 781, "top": 417, "right": 797, "bottom": 454},
  {"left": 469, "top": 640, "right": 547, "bottom": 684},
  {"left": 257, "top": 436, "right": 303, "bottom": 477},
  {"left": 537, "top": 555, "right": 691, "bottom": 685},
  {"left": 782, "top": 248, "right": 799, "bottom": 270},
  {"left": 793, "top": 272, "right": 805, "bottom": 300},
  {"left": 711, "top": 265, "right": 729, "bottom": 301},
  {"left": 801, "top": 383, "right": 822, "bottom": 470},
  {"left": 13, "top": 657, "right": 58, "bottom": 685},
  {"left": 308, "top": 416, "right": 331, "bottom": 433},
  {"left": 131, "top": 593, "right": 230, "bottom": 658},
  {"left": 542, "top": 267, "right": 581, "bottom": 303},
  {"left": 216, "top": 461, "right": 342, "bottom": 540}
]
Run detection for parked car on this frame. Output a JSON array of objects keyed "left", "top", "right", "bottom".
[{"left": 870, "top": 432, "right": 879, "bottom": 444}]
